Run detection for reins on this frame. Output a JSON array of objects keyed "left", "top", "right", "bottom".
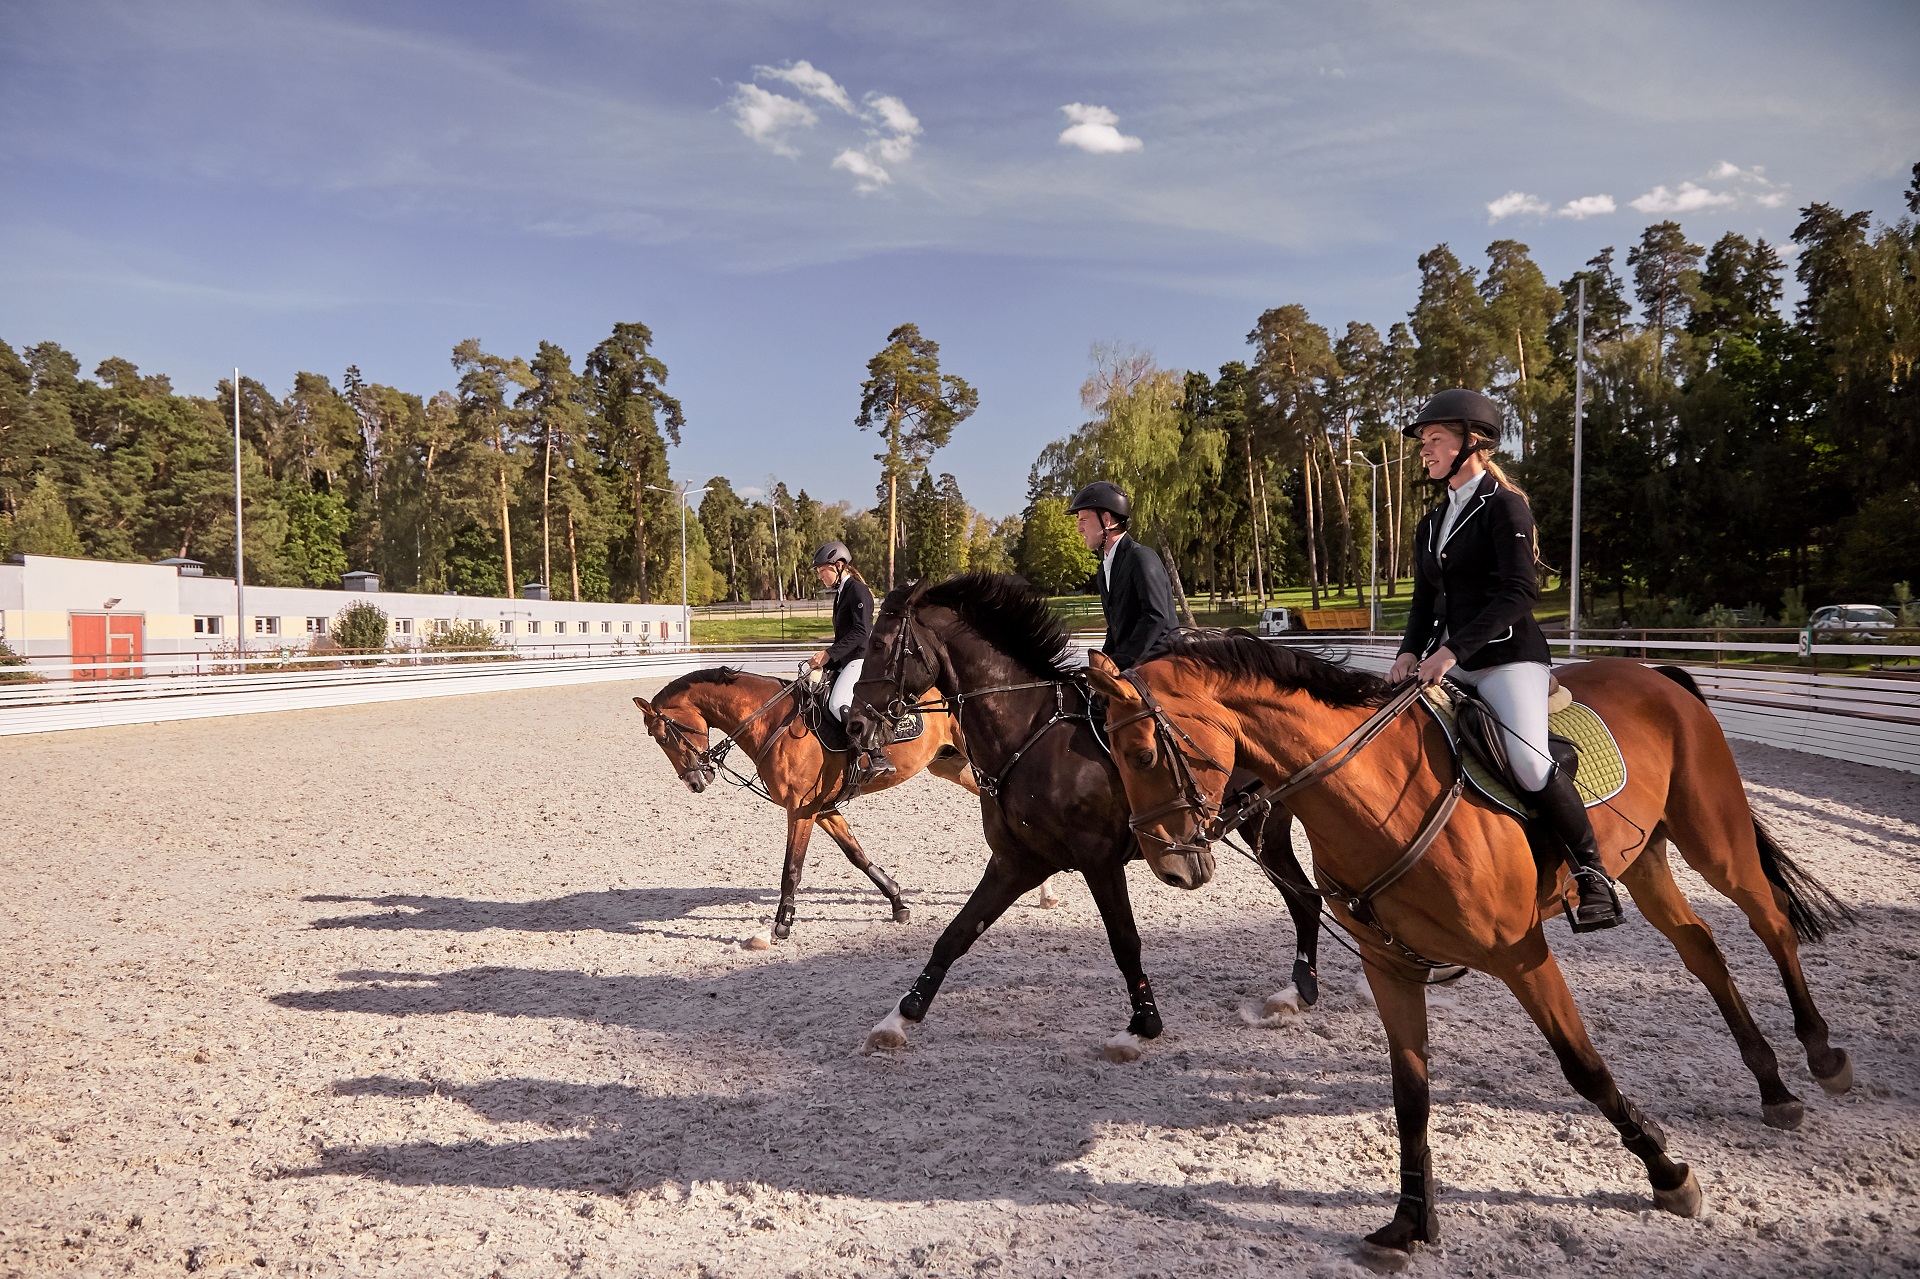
[{"left": 653, "top": 676, "right": 805, "bottom": 802}]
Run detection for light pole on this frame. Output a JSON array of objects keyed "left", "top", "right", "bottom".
[
  {"left": 1570, "top": 277, "right": 1588, "bottom": 656},
  {"left": 647, "top": 481, "right": 710, "bottom": 649},
  {"left": 1346, "top": 448, "right": 1386, "bottom": 634}
]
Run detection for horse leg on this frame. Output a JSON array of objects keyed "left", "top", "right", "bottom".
[
  {"left": 1032, "top": 874, "right": 1063, "bottom": 910},
  {"left": 1250, "top": 807, "right": 1321, "bottom": 1015},
  {"left": 1665, "top": 811, "right": 1852, "bottom": 1093},
  {"left": 1080, "top": 858, "right": 1163, "bottom": 1063},
  {"left": 863, "top": 850, "right": 1051, "bottom": 1053},
  {"left": 1619, "top": 836, "right": 1803, "bottom": 1129},
  {"left": 816, "top": 810, "right": 911, "bottom": 924},
  {"left": 1493, "top": 931, "right": 1703, "bottom": 1218},
  {"left": 1355, "top": 956, "right": 1439, "bottom": 1265},
  {"left": 771, "top": 812, "right": 813, "bottom": 941}
]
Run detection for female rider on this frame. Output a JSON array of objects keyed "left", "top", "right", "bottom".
[
  {"left": 808, "top": 541, "right": 894, "bottom": 781},
  {"left": 1387, "top": 389, "right": 1621, "bottom": 932}
]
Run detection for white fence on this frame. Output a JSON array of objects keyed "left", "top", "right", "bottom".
[
  {"left": 0, "top": 646, "right": 817, "bottom": 737},
  {"left": 1281, "top": 635, "right": 1920, "bottom": 776}
]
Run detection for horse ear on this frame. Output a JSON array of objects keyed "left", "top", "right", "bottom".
[
  {"left": 1084, "top": 652, "right": 1134, "bottom": 702},
  {"left": 906, "top": 577, "right": 931, "bottom": 604},
  {"left": 631, "top": 695, "right": 654, "bottom": 716}
]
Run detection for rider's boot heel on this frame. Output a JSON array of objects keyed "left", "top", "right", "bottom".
[{"left": 1529, "top": 767, "right": 1622, "bottom": 933}]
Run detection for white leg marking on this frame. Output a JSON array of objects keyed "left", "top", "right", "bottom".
[
  {"left": 741, "top": 929, "right": 773, "bottom": 951},
  {"left": 863, "top": 1002, "right": 910, "bottom": 1054},
  {"left": 1035, "top": 875, "right": 1064, "bottom": 910},
  {"left": 1100, "top": 1031, "right": 1144, "bottom": 1063}
]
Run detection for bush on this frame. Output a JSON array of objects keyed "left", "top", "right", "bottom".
[
  {"left": 425, "top": 620, "right": 510, "bottom": 661},
  {"left": 1780, "top": 586, "right": 1808, "bottom": 629},
  {"left": 331, "top": 600, "right": 389, "bottom": 654},
  {"left": 0, "top": 637, "right": 39, "bottom": 683}
]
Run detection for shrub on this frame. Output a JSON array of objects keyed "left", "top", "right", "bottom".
[
  {"left": 1780, "top": 586, "right": 1808, "bottom": 629},
  {"left": 0, "top": 637, "right": 39, "bottom": 683},
  {"left": 331, "top": 600, "right": 389, "bottom": 654},
  {"left": 425, "top": 620, "right": 510, "bottom": 661}
]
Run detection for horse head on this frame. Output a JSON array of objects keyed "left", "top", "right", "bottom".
[
  {"left": 1084, "top": 653, "right": 1222, "bottom": 890},
  {"left": 847, "top": 579, "right": 940, "bottom": 752},
  {"left": 631, "top": 693, "right": 717, "bottom": 793}
]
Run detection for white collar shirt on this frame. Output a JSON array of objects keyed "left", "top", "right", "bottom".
[
  {"left": 1437, "top": 474, "right": 1484, "bottom": 549},
  {"left": 1102, "top": 532, "right": 1126, "bottom": 587}
]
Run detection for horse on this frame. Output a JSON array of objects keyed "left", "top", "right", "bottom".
[
  {"left": 632, "top": 667, "right": 979, "bottom": 942},
  {"left": 1082, "top": 637, "right": 1854, "bottom": 1265},
  {"left": 844, "top": 573, "right": 1327, "bottom": 1063}
]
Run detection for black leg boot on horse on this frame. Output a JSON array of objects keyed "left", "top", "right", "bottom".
[{"left": 1531, "top": 766, "right": 1623, "bottom": 932}]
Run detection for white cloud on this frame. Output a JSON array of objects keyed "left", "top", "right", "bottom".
[
  {"left": 1486, "top": 191, "right": 1549, "bottom": 222},
  {"left": 729, "top": 83, "right": 815, "bottom": 157},
  {"left": 753, "top": 60, "right": 855, "bottom": 115},
  {"left": 832, "top": 147, "right": 891, "bottom": 192},
  {"left": 866, "top": 94, "right": 919, "bottom": 138},
  {"left": 1557, "top": 194, "right": 1616, "bottom": 219},
  {"left": 1756, "top": 191, "right": 1789, "bottom": 208},
  {"left": 1058, "top": 103, "right": 1142, "bottom": 155},
  {"left": 1630, "top": 181, "right": 1737, "bottom": 214}
]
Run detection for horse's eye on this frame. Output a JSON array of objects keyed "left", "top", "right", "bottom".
[{"left": 1132, "top": 748, "right": 1156, "bottom": 770}]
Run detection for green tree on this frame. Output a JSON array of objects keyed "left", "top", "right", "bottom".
[
  {"left": 585, "top": 322, "right": 684, "bottom": 603},
  {"left": 1480, "top": 240, "right": 1562, "bottom": 453},
  {"left": 331, "top": 600, "right": 389, "bottom": 653},
  {"left": 1248, "top": 305, "right": 1341, "bottom": 604},
  {"left": 451, "top": 340, "right": 534, "bottom": 597},
  {"left": 276, "top": 480, "right": 351, "bottom": 587},
  {"left": 1018, "top": 496, "right": 1097, "bottom": 594},
  {"left": 7, "top": 474, "right": 83, "bottom": 556},
  {"left": 1628, "top": 221, "right": 1705, "bottom": 388},
  {"left": 520, "top": 341, "right": 592, "bottom": 600},
  {"left": 856, "top": 323, "right": 978, "bottom": 589},
  {"left": 1409, "top": 244, "right": 1493, "bottom": 393}
]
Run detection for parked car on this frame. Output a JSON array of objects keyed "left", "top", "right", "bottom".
[
  {"left": 1809, "top": 604, "right": 1898, "bottom": 640},
  {"left": 1257, "top": 607, "right": 1294, "bottom": 636}
]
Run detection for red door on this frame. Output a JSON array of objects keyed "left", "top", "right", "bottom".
[
  {"left": 109, "top": 615, "right": 144, "bottom": 678},
  {"left": 70, "top": 614, "right": 144, "bottom": 679},
  {"left": 71, "top": 614, "right": 107, "bottom": 681}
]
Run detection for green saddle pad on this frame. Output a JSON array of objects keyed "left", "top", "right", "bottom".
[{"left": 1421, "top": 685, "right": 1627, "bottom": 819}]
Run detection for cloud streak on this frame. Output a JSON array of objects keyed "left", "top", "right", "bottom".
[
  {"left": 729, "top": 83, "right": 815, "bottom": 157},
  {"left": 1558, "top": 194, "right": 1617, "bottom": 219},
  {"left": 1058, "top": 103, "right": 1142, "bottom": 155},
  {"left": 1486, "top": 190, "right": 1550, "bottom": 222},
  {"left": 731, "top": 62, "right": 920, "bottom": 192},
  {"left": 1630, "top": 180, "right": 1737, "bottom": 214}
]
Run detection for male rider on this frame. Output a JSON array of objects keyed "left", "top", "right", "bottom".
[{"left": 1067, "top": 481, "right": 1178, "bottom": 670}]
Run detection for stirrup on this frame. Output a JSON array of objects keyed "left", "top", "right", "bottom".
[{"left": 1562, "top": 867, "right": 1623, "bottom": 933}]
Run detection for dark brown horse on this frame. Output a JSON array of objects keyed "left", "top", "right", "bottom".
[
  {"left": 846, "top": 574, "right": 1327, "bottom": 1062},
  {"left": 633, "top": 668, "right": 978, "bottom": 942},
  {"left": 1085, "top": 636, "right": 1854, "bottom": 1265}
]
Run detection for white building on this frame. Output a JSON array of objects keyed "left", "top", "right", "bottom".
[{"left": 0, "top": 554, "right": 689, "bottom": 677}]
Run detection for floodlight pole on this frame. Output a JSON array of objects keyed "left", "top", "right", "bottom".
[
  {"left": 648, "top": 481, "right": 710, "bottom": 649},
  {"left": 233, "top": 369, "right": 245, "bottom": 667},
  {"left": 1570, "top": 278, "right": 1588, "bottom": 656},
  {"left": 1346, "top": 450, "right": 1385, "bottom": 634}
]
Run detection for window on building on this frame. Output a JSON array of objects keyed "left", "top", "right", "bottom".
[
  {"left": 254, "top": 616, "right": 280, "bottom": 636},
  {"left": 575, "top": 621, "right": 587, "bottom": 634},
  {"left": 499, "top": 620, "right": 514, "bottom": 635},
  {"left": 392, "top": 618, "right": 413, "bottom": 636},
  {"left": 305, "top": 616, "right": 328, "bottom": 636},
  {"left": 529, "top": 620, "right": 542, "bottom": 635},
  {"left": 434, "top": 618, "right": 451, "bottom": 634},
  {"left": 194, "top": 616, "right": 222, "bottom": 636},
  {"left": 600, "top": 620, "right": 611, "bottom": 634},
  {"left": 622, "top": 621, "right": 632, "bottom": 634}
]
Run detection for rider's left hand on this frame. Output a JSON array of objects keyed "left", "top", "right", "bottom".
[
  {"left": 1417, "top": 647, "right": 1457, "bottom": 686},
  {"left": 808, "top": 650, "right": 828, "bottom": 670}
]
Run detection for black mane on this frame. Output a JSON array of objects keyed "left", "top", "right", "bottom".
[
  {"left": 1159, "top": 630, "right": 1391, "bottom": 707},
  {"left": 656, "top": 666, "right": 747, "bottom": 701},
  {"left": 888, "top": 573, "right": 1073, "bottom": 678}
]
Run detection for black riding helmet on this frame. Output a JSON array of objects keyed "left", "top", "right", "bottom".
[
  {"left": 811, "top": 541, "right": 852, "bottom": 569},
  {"left": 1066, "top": 480, "right": 1131, "bottom": 526},
  {"left": 1403, "top": 388, "right": 1502, "bottom": 483}
]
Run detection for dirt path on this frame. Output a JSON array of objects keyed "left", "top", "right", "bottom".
[{"left": 1, "top": 681, "right": 1915, "bottom": 1277}]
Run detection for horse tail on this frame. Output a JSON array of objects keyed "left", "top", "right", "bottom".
[
  {"left": 1652, "top": 663, "right": 1852, "bottom": 941},
  {"left": 1755, "top": 819, "right": 1854, "bottom": 943}
]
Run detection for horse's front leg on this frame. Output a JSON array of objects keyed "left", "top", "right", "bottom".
[
  {"left": 1080, "top": 857, "right": 1161, "bottom": 1063},
  {"left": 770, "top": 811, "right": 814, "bottom": 941},
  {"left": 1356, "top": 955, "right": 1439, "bottom": 1268},
  {"left": 1031, "top": 874, "right": 1064, "bottom": 910},
  {"left": 1249, "top": 805, "right": 1321, "bottom": 1016},
  {"left": 816, "top": 810, "right": 910, "bottom": 923},
  {"left": 862, "top": 848, "right": 1049, "bottom": 1053}
]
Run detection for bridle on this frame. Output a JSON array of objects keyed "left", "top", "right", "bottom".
[
  {"left": 1107, "top": 669, "right": 1468, "bottom": 970},
  {"left": 646, "top": 679, "right": 802, "bottom": 799}
]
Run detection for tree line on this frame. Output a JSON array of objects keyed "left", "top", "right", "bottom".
[{"left": 1018, "top": 164, "right": 1920, "bottom": 628}]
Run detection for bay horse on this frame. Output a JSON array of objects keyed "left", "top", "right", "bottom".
[
  {"left": 633, "top": 668, "right": 978, "bottom": 941},
  {"left": 845, "top": 574, "right": 1326, "bottom": 1062},
  {"left": 1083, "top": 637, "right": 1854, "bottom": 1265}
]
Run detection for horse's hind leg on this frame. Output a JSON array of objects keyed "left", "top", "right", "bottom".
[
  {"left": 1032, "top": 875, "right": 1063, "bottom": 910},
  {"left": 1081, "top": 857, "right": 1163, "bottom": 1062},
  {"left": 863, "top": 849, "right": 1050, "bottom": 1053},
  {"left": 816, "top": 810, "right": 910, "bottom": 923},
  {"left": 1493, "top": 930, "right": 1703, "bottom": 1218},
  {"left": 1620, "top": 836, "right": 1803, "bottom": 1128},
  {"left": 1355, "top": 956, "right": 1438, "bottom": 1265},
  {"left": 1250, "top": 806, "right": 1320, "bottom": 1014},
  {"left": 772, "top": 812, "right": 814, "bottom": 940}
]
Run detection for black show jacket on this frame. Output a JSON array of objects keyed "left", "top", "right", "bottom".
[
  {"left": 823, "top": 574, "right": 875, "bottom": 671},
  {"left": 1090, "top": 535, "right": 1179, "bottom": 670},
  {"left": 1398, "top": 473, "right": 1551, "bottom": 671}
]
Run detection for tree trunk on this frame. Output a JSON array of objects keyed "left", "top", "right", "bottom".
[
  {"left": 887, "top": 470, "right": 898, "bottom": 590},
  {"left": 541, "top": 424, "right": 553, "bottom": 592},
  {"left": 1160, "top": 545, "right": 1196, "bottom": 628},
  {"left": 1514, "top": 328, "right": 1531, "bottom": 456},
  {"left": 496, "top": 449, "right": 514, "bottom": 598},
  {"left": 1324, "top": 435, "right": 1356, "bottom": 591},
  {"left": 632, "top": 440, "right": 649, "bottom": 604},
  {"left": 1244, "top": 433, "right": 1266, "bottom": 608},
  {"left": 567, "top": 509, "right": 581, "bottom": 602},
  {"left": 1303, "top": 444, "right": 1320, "bottom": 608}
]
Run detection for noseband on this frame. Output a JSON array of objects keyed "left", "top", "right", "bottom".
[{"left": 1105, "top": 670, "right": 1231, "bottom": 855}]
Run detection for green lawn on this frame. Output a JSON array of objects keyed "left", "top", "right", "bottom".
[{"left": 690, "top": 613, "right": 834, "bottom": 646}]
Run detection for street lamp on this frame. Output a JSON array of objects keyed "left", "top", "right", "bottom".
[
  {"left": 646, "top": 481, "right": 711, "bottom": 649},
  {"left": 1346, "top": 447, "right": 1387, "bottom": 634}
]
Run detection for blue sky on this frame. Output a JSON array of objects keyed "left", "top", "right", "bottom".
[{"left": 4, "top": 0, "right": 1916, "bottom": 515}]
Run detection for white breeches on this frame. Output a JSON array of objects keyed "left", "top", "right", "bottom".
[
  {"left": 1450, "top": 661, "right": 1554, "bottom": 791},
  {"left": 828, "top": 658, "right": 863, "bottom": 722}
]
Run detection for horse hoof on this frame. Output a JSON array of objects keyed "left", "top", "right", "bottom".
[
  {"left": 863, "top": 1005, "right": 910, "bottom": 1054},
  {"left": 892, "top": 905, "right": 911, "bottom": 924},
  {"left": 1354, "top": 1240, "right": 1422, "bottom": 1273},
  {"left": 1039, "top": 893, "right": 1063, "bottom": 910},
  {"left": 1652, "top": 1167, "right": 1703, "bottom": 1218},
  {"left": 1263, "top": 986, "right": 1306, "bottom": 1018},
  {"left": 1100, "top": 1032, "right": 1144, "bottom": 1064},
  {"left": 1815, "top": 1051, "right": 1853, "bottom": 1095},
  {"left": 742, "top": 931, "right": 773, "bottom": 951},
  {"left": 771, "top": 922, "right": 792, "bottom": 941},
  {"left": 1762, "top": 1099, "right": 1805, "bottom": 1131}
]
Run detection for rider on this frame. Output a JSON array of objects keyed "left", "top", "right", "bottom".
[
  {"left": 1387, "top": 388, "right": 1622, "bottom": 932},
  {"left": 1068, "top": 480, "right": 1179, "bottom": 670},
  {"left": 808, "top": 541, "right": 895, "bottom": 781}
]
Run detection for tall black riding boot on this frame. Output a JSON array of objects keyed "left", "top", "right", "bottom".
[
  {"left": 1529, "top": 767, "right": 1622, "bottom": 932},
  {"left": 860, "top": 745, "right": 898, "bottom": 783}
]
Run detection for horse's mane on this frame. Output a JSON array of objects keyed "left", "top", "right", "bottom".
[
  {"left": 656, "top": 666, "right": 750, "bottom": 701},
  {"left": 888, "top": 572, "right": 1073, "bottom": 678},
  {"left": 1159, "top": 630, "right": 1392, "bottom": 708}
]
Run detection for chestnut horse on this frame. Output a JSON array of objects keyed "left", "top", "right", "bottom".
[
  {"left": 633, "top": 668, "right": 978, "bottom": 941},
  {"left": 1084, "top": 637, "right": 1853, "bottom": 1266}
]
